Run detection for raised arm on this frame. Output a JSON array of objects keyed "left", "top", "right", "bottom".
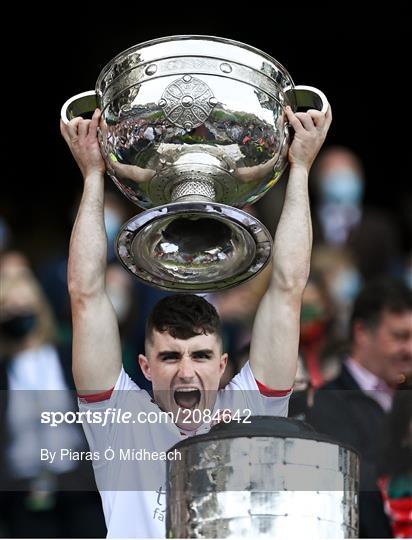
[
  {"left": 60, "top": 110, "right": 122, "bottom": 393},
  {"left": 250, "top": 105, "right": 332, "bottom": 389}
]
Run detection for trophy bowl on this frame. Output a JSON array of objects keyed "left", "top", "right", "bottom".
[{"left": 62, "top": 35, "right": 328, "bottom": 292}]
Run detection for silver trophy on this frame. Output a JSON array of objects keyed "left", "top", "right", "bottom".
[
  {"left": 61, "top": 35, "right": 328, "bottom": 292},
  {"left": 166, "top": 417, "right": 359, "bottom": 538}
]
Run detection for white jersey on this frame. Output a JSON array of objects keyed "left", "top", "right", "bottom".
[{"left": 78, "top": 361, "right": 291, "bottom": 538}]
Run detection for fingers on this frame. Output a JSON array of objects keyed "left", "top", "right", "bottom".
[
  {"left": 60, "top": 109, "right": 102, "bottom": 138},
  {"left": 294, "top": 112, "right": 317, "bottom": 131},
  {"left": 66, "top": 117, "right": 84, "bottom": 140},
  {"left": 78, "top": 120, "right": 90, "bottom": 139},
  {"left": 285, "top": 106, "right": 317, "bottom": 132},
  {"left": 285, "top": 106, "right": 306, "bottom": 132},
  {"left": 89, "top": 108, "right": 101, "bottom": 136},
  {"left": 285, "top": 105, "right": 332, "bottom": 131},
  {"left": 59, "top": 108, "right": 105, "bottom": 177},
  {"left": 307, "top": 106, "right": 333, "bottom": 130},
  {"left": 305, "top": 109, "right": 325, "bottom": 128},
  {"left": 60, "top": 109, "right": 101, "bottom": 145}
]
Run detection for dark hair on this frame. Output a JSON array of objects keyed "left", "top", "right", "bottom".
[
  {"left": 145, "top": 294, "right": 222, "bottom": 344},
  {"left": 350, "top": 278, "right": 412, "bottom": 339},
  {"left": 377, "top": 388, "right": 412, "bottom": 477}
]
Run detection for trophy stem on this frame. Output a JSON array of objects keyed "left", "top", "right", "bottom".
[{"left": 171, "top": 179, "right": 216, "bottom": 203}]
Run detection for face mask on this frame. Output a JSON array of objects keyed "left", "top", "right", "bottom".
[
  {"left": 0, "top": 312, "right": 38, "bottom": 340},
  {"left": 320, "top": 170, "right": 364, "bottom": 206}
]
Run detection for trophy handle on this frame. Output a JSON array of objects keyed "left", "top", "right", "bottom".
[
  {"left": 60, "top": 91, "right": 97, "bottom": 124},
  {"left": 285, "top": 85, "right": 328, "bottom": 114}
]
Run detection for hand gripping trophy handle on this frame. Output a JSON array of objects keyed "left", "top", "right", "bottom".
[
  {"left": 284, "top": 85, "right": 328, "bottom": 113},
  {"left": 61, "top": 91, "right": 97, "bottom": 124}
]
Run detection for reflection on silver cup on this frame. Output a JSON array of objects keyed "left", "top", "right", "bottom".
[{"left": 61, "top": 35, "right": 328, "bottom": 292}]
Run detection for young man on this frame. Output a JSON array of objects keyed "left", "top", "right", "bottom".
[{"left": 61, "top": 103, "right": 331, "bottom": 537}]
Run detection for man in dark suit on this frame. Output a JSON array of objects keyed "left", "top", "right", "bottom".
[{"left": 307, "top": 278, "right": 412, "bottom": 538}]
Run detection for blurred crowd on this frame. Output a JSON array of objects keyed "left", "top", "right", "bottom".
[{"left": 1, "top": 146, "right": 411, "bottom": 538}]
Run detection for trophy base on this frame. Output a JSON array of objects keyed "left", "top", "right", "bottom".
[{"left": 116, "top": 202, "right": 272, "bottom": 292}]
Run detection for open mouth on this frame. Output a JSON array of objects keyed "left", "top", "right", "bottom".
[{"left": 174, "top": 388, "right": 201, "bottom": 410}]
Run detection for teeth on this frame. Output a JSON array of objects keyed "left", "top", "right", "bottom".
[{"left": 175, "top": 387, "right": 199, "bottom": 392}]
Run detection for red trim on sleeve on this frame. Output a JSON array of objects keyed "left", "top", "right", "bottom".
[
  {"left": 255, "top": 378, "right": 291, "bottom": 397},
  {"left": 77, "top": 387, "right": 114, "bottom": 403}
]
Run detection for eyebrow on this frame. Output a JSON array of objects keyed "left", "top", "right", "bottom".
[
  {"left": 191, "top": 349, "right": 214, "bottom": 356},
  {"left": 157, "top": 349, "right": 214, "bottom": 360},
  {"left": 157, "top": 351, "right": 180, "bottom": 360}
]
